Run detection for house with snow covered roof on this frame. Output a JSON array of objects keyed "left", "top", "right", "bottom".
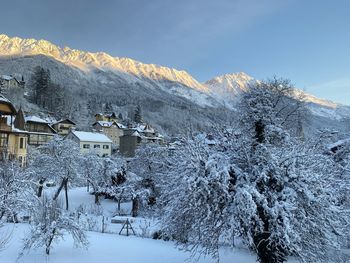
[
  {"left": 95, "top": 112, "right": 120, "bottom": 123},
  {"left": 92, "top": 120, "right": 126, "bottom": 146},
  {"left": 0, "top": 95, "right": 28, "bottom": 167},
  {"left": 0, "top": 75, "right": 25, "bottom": 94},
  {"left": 24, "top": 115, "right": 57, "bottom": 146},
  {"left": 66, "top": 130, "right": 112, "bottom": 157},
  {"left": 52, "top": 118, "right": 76, "bottom": 136}
]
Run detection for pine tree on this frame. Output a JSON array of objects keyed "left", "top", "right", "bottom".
[
  {"left": 29, "top": 66, "right": 51, "bottom": 108},
  {"left": 134, "top": 105, "right": 143, "bottom": 124}
]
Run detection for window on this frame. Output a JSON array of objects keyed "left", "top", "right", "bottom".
[
  {"left": 94, "top": 144, "right": 100, "bottom": 148},
  {"left": 0, "top": 133, "right": 7, "bottom": 147},
  {"left": 103, "top": 145, "right": 109, "bottom": 149},
  {"left": 83, "top": 144, "right": 90, "bottom": 149},
  {"left": 20, "top": 138, "right": 24, "bottom": 149}
]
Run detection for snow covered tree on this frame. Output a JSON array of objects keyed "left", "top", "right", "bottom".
[
  {"left": 161, "top": 79, "right": 349, "bottom": 263},
  {"left": 21, "top": 195, "right": 88, "bottom": 256},
  {"left": 228, "top": 82, "right": 349, "bottom": 263},
  {"left": 80, "top": 153, "right": 110, "bottom": 204},
  {"left": 0, "top": 160, "right": 29, "bottom": 222},
  {"left": 104, "top": 163, "right": 146, "bottom": 217},
  {"left": 27, "top": 136, "right": 82, "bottom": 210},
  {"left": 129, "top": 144, "right": 173, "bottom": 208},
  {"left": 160, "top": 139, "right": 233, "bottom": 258},
  {"left": 239, "top": 77, "right": 306, "bottom": 140}
]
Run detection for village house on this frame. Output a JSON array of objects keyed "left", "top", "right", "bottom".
[
  {"left": 66, "top": 130, "right": 112, "bottom": 157},
  {"left": 95, "top": 112, "right": 120, "bottom": 123},
  {"left": 0, "top": 75, "right": 25, "bottom": 94},
  {"left": 25, "top": 115, "right": 57, "bottom": 146},
  {"left": 92, "top": 121, "right": 125, "bottom": 146},
  {"left": 119, "top": 123, "right": 163, "bottom": 157},
  {"left": 51, "top": 118, "right": 76, "bottom": 136},
  {"left": 0, "top": 95, "right": 28, "bottom": 167}
]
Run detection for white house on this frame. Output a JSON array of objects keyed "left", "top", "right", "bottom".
[{"left": 66, "top": 130, "right": 112, "bottom": 157}]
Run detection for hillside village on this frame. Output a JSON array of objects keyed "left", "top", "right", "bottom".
[{"left": 0, "top": 74, "right": 167, "bottom": 166}]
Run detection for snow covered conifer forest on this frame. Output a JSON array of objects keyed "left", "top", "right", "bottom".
[{"left": 1, "top": 75, "right": 349, "bottom": 263}]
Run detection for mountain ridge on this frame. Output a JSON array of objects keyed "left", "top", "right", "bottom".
[{"left": 0, "top": 33, "right": 346, "bottom": 111}]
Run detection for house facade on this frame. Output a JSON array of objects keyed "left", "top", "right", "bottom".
[
  {"left": 0, "top": 75, "right": 25, "bottom": 94},
  {"left": 119, "top": 124, "right": 163, "bottom": 157},
  {"left": 92, "top": 121, "right": 125, "bottom": 146},
  {"left": 66, "top": 130, "right": 112, "bottom": 157},
  {"left": 25, "top": 116, "right": 57, "bottom": 146},
  {"left": 0, "top": 95, "right": 28, "bottom": 167},
  {"left": 52, "top": 119, "right": 76, "bottom": 136}
]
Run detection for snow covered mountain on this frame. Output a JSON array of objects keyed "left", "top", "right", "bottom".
[
  {"left": 0, "top": 34, "right": 348, "bottom": 134},
  {"left": 204, "top": 72, "right": 350, "bottom": 121},
  {"left": 0, "top": 34, "right": 214, "bottom": 106},
  {"left": 204, "top": 72, "right": 257, "bottom": 103}
]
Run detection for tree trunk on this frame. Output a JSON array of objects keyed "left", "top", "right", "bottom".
[
  {"left": 53, "top": 178, "right": 66, "bottom": 200},
  {"left": 46, "top": 228, "right": 56, "bottom": 255},
  {"left": 64, "top": 179, "right": 69, "bottom": 210},
  {"left": 37, "top": 178, "right": 46, "bottom": 197},
  {"left": 132, "top": 196, "right": 139, "bottom": 217},
  {"left": 94, "top": 193, "right": 100, "bottom": 204},
  {"left": 118, "top": 199, "right": 121, "bottom": 214}
]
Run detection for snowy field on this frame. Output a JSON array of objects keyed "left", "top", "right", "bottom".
[
  {"left": 0, "top": 187, "right": 299, "bottom": 263},
  {"left": 0, "top": 224, "right": 258, "bottom": 263}
]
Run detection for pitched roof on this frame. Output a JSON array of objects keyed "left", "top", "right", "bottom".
[
  {"left": 93, "top": 121, "right": 126, "bottom": 129},
  {"left": 71, "top": 131, "right": 112, "bottom": 143},
  {"left": 25, "top": 116, "right": 48, "bottom": 124},
  {"left": 1, "top": 75, "right": 13, "bottom": 81},
  {"left": 52, "top": 118, "right": 76, "bottom": 125},
  {"left": 0, "top": 75, "right": 21, "bottom": 83},
  {"left": 0, "top": 94, "right": 16, "bottom": 115}
]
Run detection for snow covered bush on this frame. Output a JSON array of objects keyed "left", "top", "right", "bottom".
[
  {"left": 0, "top": 160, "right": 29, "bottom": 222},
  {"left": 20, "top": 195, "right": 88, "bottom": 256}
]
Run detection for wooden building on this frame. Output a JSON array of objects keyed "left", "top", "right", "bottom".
[
  {"left": 52, "top": 119, "right": 76, "bottom": 136},
  {"left": 25, "top": 116, "right": 56, "bottom": 146}
]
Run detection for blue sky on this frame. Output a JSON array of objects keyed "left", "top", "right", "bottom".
[{"left": 0, "top": 0, "right": 349, "bottom": 104}]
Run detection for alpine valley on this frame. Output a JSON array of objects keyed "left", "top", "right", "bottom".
[{"left": 0, "top": 34, "right": 348, "bottom": 136}]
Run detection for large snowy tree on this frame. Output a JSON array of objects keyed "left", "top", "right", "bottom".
[{"left": 161, "top": 78, "right": 349, "bottom": 263}]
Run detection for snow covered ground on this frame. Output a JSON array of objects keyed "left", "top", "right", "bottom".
[
  {"left": 0, "top": 187, "right": 299, "bottom": 263},
  {"left": 0, "top": 224, "right": 258, "bottom": 263}
]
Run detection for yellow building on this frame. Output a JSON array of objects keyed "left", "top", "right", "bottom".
[{"left": 0, "top": 95, "right": 27, "bottom": 167}]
